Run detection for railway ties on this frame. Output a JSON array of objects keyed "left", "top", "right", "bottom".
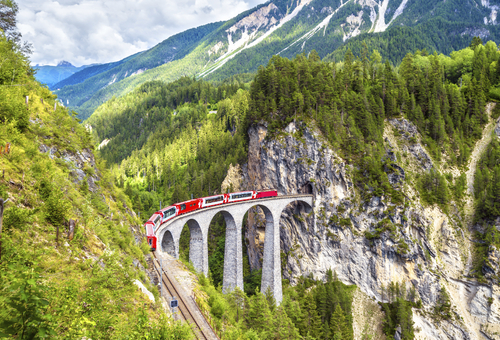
[{"left": 151, "top": 254, "right": 218, "bottom": 340}]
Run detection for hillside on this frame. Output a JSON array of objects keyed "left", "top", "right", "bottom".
[
  {"left": 50, "top": 53, "right": 140, "bottom": 90},
  {"left": 89, "top": 41, "right": 500, "bottom": 338},
  {"left": 0, "top": 26, "right": 193, "bottom": 339},
  {"left": 56, "top": 0, "right": 500, "bottom": 120},
  {"left": 53, "top": 21, "right": 224, "bottom": 119}
]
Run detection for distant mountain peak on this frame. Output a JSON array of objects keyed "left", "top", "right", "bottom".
[{"left": 57, "top": 60, "right": 74, "bottom": 67}]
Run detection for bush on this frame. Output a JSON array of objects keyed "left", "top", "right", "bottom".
[
  {"left": 418, "top": 169, "right": 450, "bottom": 210},
  {"left": 3, "top": 205, "right": 31, "bottom": 232},
  {"left": 44, "top": 186, "right": 70, "bottom": 226},
  {"left": 0, "top": 88, "right": 29, "bottom": 132},
  {"left": 488, "top": 87, "right": 500, "bottom": 102},
  {"left": 381, "top": 298, "right": 415, "bottom": 340}
]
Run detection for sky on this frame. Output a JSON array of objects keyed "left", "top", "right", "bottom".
[{"left": 16, "top": 0, "right": 268, "bottom": 66}]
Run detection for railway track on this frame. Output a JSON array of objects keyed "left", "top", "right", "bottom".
[{"left": 151, "top": 253, "right": 217, "bottom": 340}]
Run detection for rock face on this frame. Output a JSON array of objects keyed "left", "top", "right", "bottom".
[
  {"left": 39, "top": 144, "right": 100, "bottom": 192},
  {"left": 389, "top": 118, "right": 433, "bottom": 171},
  {"left": 236, "top": 120, "right": 500, "bottom": 339}
]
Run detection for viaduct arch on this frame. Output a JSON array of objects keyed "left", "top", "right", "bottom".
[{"left": 156, "top": 194, "right": 313, "bottom": 303}]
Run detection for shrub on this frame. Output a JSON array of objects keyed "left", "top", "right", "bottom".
[
  {"left": 44, "top": 186, "right": 70, "bottom": 226},
  {"left": 3, "top": 206, "right": 31, "bottom": 232}
]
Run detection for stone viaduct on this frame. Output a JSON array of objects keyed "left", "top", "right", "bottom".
[{"left": 156, "top": 194, "right": 313, "bottom": 303}]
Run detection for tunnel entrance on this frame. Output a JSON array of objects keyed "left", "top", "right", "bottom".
[{"left": 301, "top": 182, "right": 313, "bottom": 195}]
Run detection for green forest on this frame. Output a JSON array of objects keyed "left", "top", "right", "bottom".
[
  {"left": 248, "top": 40, "right": 496, "bottom": 207},
  {"left": 197, "top": 270, "right": 356, "bottom": 340},
  {"left": 52, "top": 0, "right": 500, "bottom": 121},
  {"left": 93, "top": 38, "right": 500, "bottom": 222}
]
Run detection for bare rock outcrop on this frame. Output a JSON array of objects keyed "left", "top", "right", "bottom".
[
  {"left": 389, "top": 118, "right": 433, "bottom": 171},
  {"left": 232, "top": 119, "right": 500, "bottom": 339},
  {"left": 39, "top": 144, "right": 100, "bottom": 192}
]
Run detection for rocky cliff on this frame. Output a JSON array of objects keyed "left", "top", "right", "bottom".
[{"left": 229, "top": 120, "right": 500, "bottom": 339}]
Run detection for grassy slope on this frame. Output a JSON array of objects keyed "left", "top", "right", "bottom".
[{"left": 0, "top": 79, "right": 192, "bottom": 338}]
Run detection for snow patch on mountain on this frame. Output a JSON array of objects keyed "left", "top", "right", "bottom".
[
  {"left": 279, "top": 0, "right": 352, "bottom": 55},
  {"left": 481, "top": 0, "right": 499, "bottom": 24},
  {"left": 229, "top": 3, "right": 279, "bottom": 33},
  {"left": 342, "top": 11, "right": 364, "bottom": 41},
  {"left": 208, "top": 42, "right": 224, "bottom": 56},
  {"left": 374, "top": 0, "right": 409, "bottom": 32},
  {"left": 199, "top": 0, "right": 312, "bottom": 78},
  {"left": 108, "top": 74, "right": 117, "bottom": 86}
]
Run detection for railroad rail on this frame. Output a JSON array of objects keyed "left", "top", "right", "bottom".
[{"left": 151, "top": 253, "right": 218, "bottom": 340}]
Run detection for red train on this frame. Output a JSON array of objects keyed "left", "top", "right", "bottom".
[{"left": 145, "top": 190, "right": 278, "bottom": 250}]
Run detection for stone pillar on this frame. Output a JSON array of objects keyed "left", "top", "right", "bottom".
[
  {"left": 261, "top": 208, "right": 283, "bottom": 304},
  {"left": 161, "top": 230, "right": 177, "bottom": 258},
  {"left": 222, "top": 211, "right": 243, "bottom": 292},
  {"left": 187, "top": 220, "right": 204, "bottom": 274},
  {"left": 202, "top": 228, "right": 209, "bottom": 276}
]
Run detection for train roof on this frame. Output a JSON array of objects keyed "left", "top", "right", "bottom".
[
  {"left": 159, "top": 205, "right": 175, "bottom": 212},
  {"left": 146, "top": 212, "right": 161, "bottom": 222},
  {"left": 174, "top": 198, "right": 201, "bottom": 205}
]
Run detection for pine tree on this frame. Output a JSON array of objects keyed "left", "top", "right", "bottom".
[
  {"left": 246, "top": 291, "right": 272, "bottom": 334},
  {"left": 301, "top": 293, "right": 323, "bottom": 339},
  {"left": 269, "top": 306, "right": 301, "bottom": 340},
  {"left": 330, "top": 304, "right": 349, "bottom": 339}
]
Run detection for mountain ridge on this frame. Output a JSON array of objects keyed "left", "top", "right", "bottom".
[{"left": 51, "top": 0, "right": 500, "bottom": 120}]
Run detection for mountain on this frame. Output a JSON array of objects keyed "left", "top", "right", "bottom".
[
  {"left": 55, "top": 0, "right": 500, "bottom": 120},
  {"left": 51, "top": 52, "right": 140, "bottom": 90},
  {"left": 34, "top": 60, "right": 89, "bottom": 87},
  {"left": 53, "top": 21, "right": 224, "bottom": 118}
]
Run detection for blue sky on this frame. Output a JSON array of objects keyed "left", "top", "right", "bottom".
[{"left": 17, "top": 0, "right": 268, "bottom": 66}]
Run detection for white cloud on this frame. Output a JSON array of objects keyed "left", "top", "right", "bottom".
[{"left": 17, "top": 0, "right": 268, "bottom": 66}]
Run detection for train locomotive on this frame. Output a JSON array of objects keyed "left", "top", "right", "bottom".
[{"left": 145, "top": 190, "right": 278, "bottom": 251}]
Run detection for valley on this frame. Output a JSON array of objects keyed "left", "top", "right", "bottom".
[{"left": 2, "top": 0, "right": 500, "bottom": 338}]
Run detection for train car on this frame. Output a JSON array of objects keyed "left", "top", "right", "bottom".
[
  {"left": 174, "top": 198, "right": 203, "bottom": 215},
  {"left": 159, "top": 205, "right": 178, "bottom": 223},
  {"left": 145, "top": 224, "right": 157, "bottom": 250},
  {"left": 200, "top": 194, "right": 227, "bottom": 208},
  {"left": 226, "top": 190, "right": 256, "bottom": 203},
  {"left": 256, "top": 190, "right": 278, "bottom": 199},
  {"left": 145, "top": 212, "right": 162, "bottom": 250}
]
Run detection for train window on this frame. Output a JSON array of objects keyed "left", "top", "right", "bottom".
[
  {"left": 148, "top": 239, "right": 152, "bottom": 245},
  {"left": 164, "top": 208, "right": 175, "bottom": 218},
  {"left": 181, "top": 204, "right": 186, "bottom": 211},
  {"left": 205, "top": 196, "right": 223, "bottom": 204},
  {"left": 231, "top": 192, "right": 252, "bottom": 199},
  {"left": 154, "top": 216, "right": 161, "bottom": 225}
]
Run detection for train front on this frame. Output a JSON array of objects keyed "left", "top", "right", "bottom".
[{"left": 144, "top": 212, "right": 162, "bottom": 251}]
